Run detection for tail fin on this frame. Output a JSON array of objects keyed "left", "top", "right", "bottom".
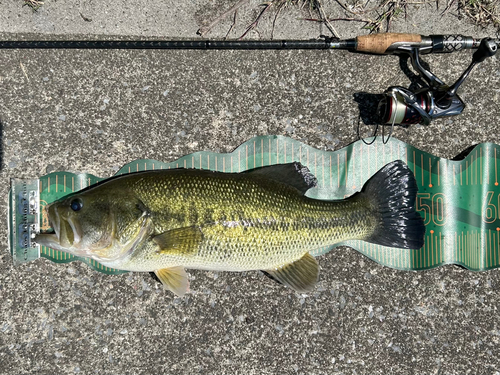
[{"left": 363, "top": 160, "right": 425, "bottom": 249}]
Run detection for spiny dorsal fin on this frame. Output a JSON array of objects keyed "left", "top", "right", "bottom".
[
  {"left": 155, "top": 266, "right": 189, "bottom": 296},
  {"left": 264, "top": 252, "right": 319, "bottom": 293},
  {"left": 245, "top": 162, "right": 317, "bottom": 195},
  {"left": 153, "top": 226, "right": 203, "bottom": 255}
]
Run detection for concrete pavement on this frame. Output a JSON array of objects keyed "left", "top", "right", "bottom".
[{"left": 0, "top": 1, "right": 499, "bottom": 373}]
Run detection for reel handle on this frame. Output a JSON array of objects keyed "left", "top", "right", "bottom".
[
  {"left": 472, "top": 38, "right": 498, "bottom": 62},
  {"left": 442, "top": 38, "right": 498, "bottom": 104}
]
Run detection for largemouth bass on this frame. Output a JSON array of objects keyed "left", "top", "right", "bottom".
[{"left": 36, "top": 160, "right": 425, "bottom": 295}]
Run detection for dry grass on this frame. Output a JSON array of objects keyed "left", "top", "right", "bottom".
[
  {"left": 23, "top": 0, "right": 44, "bottom": 11},
  {"left": 329, "top": 0, "right": 500, "bottom": 32},
  {"left": 216, "top": 0, "right": 500, "bottom": 38},
  {"left": 455, "top": 0, "right": 500, "bottom": 29},
  {"left": 286, "top": 0, "right": 500, "bottom": 33},
  {"left": 20, "top": 0, "right": 500, "bottom": 33}
]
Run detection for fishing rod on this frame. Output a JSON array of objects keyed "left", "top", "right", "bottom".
[{"left": 2, "top": 33, "right": 499, "bottom": 125}]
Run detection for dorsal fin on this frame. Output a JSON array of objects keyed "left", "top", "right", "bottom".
[{"left": 245, "top": 162, "right": 317, "bottom": 195}]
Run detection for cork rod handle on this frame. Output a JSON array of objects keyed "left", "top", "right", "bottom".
[{"left": 356, "top": 33, "right": 422, "bottom": 54}]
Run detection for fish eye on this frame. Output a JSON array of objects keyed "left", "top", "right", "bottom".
[{"left": 70, "top": 198, "right": 83, "bottom": 212}]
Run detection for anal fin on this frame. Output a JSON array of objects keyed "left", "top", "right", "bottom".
[
  {"left": 155, "top": 266, "right": 189, "bottom": 296},
  {"left": 264, "top": 253, "right": 319, "bottom": 293}
]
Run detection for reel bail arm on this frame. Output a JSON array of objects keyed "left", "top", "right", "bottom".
[{"left": 377, "top": 37, "right": 498, "bottom": 126}]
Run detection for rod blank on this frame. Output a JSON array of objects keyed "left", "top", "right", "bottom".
[{"left": 0, "top": 40, "right": 335, "bottom": 50}]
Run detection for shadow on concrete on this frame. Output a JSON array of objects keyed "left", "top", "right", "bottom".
[
  {"left": 352, "top": 92, "right": 385, "bottom": 125},
  {"left": 149, "top": 272, "right": 161, "bottom": 285},
  {"left": 451, "top": 143, "right": 479, "bottom": 161},
  {"left": 0, "top": 117, "right": 3, "bottom": 171}
]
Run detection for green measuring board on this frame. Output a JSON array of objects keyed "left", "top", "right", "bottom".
[{"left": 9, "top": 135, "right": 500, "bottom": 274}]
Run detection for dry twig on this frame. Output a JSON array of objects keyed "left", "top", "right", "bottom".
[
  {"left": 225, "top": 9, "right": 239, "bottom": 39},
  {"left": 23, "top": 0, "right": 44, "bottom": 11},
  {"left": 316, "top": 0, "right": 341, "bottom": 38},
  {"left": 240, "top": 2, "right": 274, "bottom": 39},
  {"left": 197, "top": 0, "right": 252, "bottom": 37}
]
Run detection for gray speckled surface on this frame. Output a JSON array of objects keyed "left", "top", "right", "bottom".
[{"left": 1, "top": 1, "right": 500, "bottom": 374}]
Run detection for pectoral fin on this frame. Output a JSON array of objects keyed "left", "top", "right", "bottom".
[
  {"left": 155, "top": 266, "right": 189, "bottom": 296},
  {"left": 153, "top": 226, "right": 203, "bottom": 255},
  {"left": 264, "top": 253, "right": 319, "bottom": 293}
]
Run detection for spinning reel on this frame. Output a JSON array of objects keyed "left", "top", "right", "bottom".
[
  {"left": 2, "top": 33, "right": 498, "bottom": 126},
  {"left": 377, "top": 37, "right": 498, "bottom": 125}
]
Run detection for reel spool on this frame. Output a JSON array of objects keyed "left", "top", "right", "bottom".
[{"left": 378, "top": 90, "right": 430, "bottom": 126}]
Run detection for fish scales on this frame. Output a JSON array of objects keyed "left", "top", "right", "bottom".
[{"left": 120, "top": 170, "right": 375, "bottom": 272}]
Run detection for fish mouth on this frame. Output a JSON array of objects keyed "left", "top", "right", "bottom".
[
  {"left": 37, "top": 202, "right": 117, "bottom": 260},
  {"left": 43, "top": 203, "right": 84, "bottom": 251}
]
